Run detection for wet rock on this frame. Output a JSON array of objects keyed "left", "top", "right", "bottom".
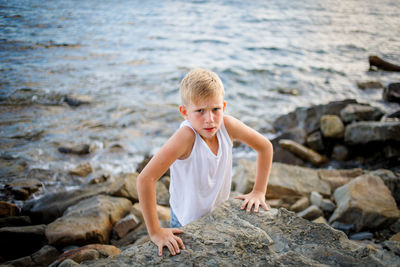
[
  {"left": 317, "top": 168, "right": 362, "bottom": 192},
  {"left": 273, "top": 99, "right": 357, "bottom": 134},
  {"left": 82, "top": 198, "right": 400, "bottom": 266},
  {"left": 45, "top": 195, "right": 131, "bottom": 247},
  {"left": 31, "top": 245, "right": 60, "bottom": 266},
  {"left": 68, "top": 162, "right": 93, "bottom": 177},
  {"left": 53, "top": 244, "right": 120, "bottom": 266},
  {"left": 268, "top": 162, "right": 331, "bottom": 199},
  {"left": 113, "top": 214, "right": 141, "bottom": 239},
  {"left": 58, "top": 144, "right": 90, "bottom": 155},
  {"left": 349, "top": 232, "right": 373, "bottom": 241},
  {"left": 297, "top": 205, "right": 323, "bottom": 221},
  {"left": 357, "top": 81, "right": 384, "bottom": 90},
  {"left": 289, "top": 196, "right": 310, "bottom": 212},
  {"left": 383, "top": 83, "right": 400, "bottom": 103},
  {"left": 5, "top": 178, "right": 43, "bottom": 200},
  {"left": 278, "top": 139, "right": 328, "bottom": 166},
  {"left": 345, "top": 121, "right": 400, "bottom": 144},
  {"left": 320, "top": 115, "right": 345, "bottom": 138},
  {"left": 331, "top": 144, "right": 349, "bottom": 161},
  {"left": 330, "top": 221, "right": 355, "bottom": 236},
  {"left": 340, "top": 104, "right": 384, "bottom": 123},
  {"left": 0, "top": 216, "right": 31, "bottom": 228},
  {"left": 329, "top": 174, "right": 400, "bottom": 232},
  {"left": 0, "top": 200, "right": 18, "bottom": 216},
  {"left": 369, "top": 169, "right": 400, "bottom": 206},
  {"left": 22, "top": 178, "right": 122, "bottom": 224},
  {"left": 272, "top": 147, "right": 305, "bottom": 166},
  {"left": 369, "top": 55, "right": 400, "bottom": 72},
  {"left": 306, "top": 131, "right": 325, "bottom": 152},
  {"left": 63, "top": 95, "right": 91, "bottom": 107},
  {"left": 0, "top": 224, "right": 47, "bottom": 261}
]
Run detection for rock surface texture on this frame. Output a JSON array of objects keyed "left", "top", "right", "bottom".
[{"left": 81, "top": 198, "right": 400, "bottom": 266}]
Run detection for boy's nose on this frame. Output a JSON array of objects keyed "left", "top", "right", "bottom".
[{"left": 205, "top": 111, "right": 214, "bottom": 122}]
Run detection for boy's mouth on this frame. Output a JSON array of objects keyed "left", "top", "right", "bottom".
[{"left": 204, "top": 127, "right": 215, "bottom": 132}]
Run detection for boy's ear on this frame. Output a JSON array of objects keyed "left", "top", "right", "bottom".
[
  {"left": 223, "top": 101, "right": 226, "bottom": 112},
  {"left": 179, "top": 105, "right": 188, "bottom": 119}
]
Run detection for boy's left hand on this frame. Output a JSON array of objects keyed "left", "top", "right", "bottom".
[{"left": 234, "top": 190, "right": 269, "bottom": 213}]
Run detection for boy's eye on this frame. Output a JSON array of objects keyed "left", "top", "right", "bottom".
[
  {"left": 196, "top": 109, "right": 203, "bottom": 113},
  {"left": 213, "top": 108, "right": 220, "bottom": 112}
]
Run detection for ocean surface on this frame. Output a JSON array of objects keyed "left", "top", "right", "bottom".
[{"left": 1, "top": 0, "right": 400, "bottom": 199}]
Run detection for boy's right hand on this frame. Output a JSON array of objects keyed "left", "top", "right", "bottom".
[{"left": 150, "top": 228, "right": 185, "bottom": 256}]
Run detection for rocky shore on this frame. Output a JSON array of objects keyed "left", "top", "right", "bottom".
[{"left": 1, "top": 96, "right": 400, "bottom": 266}]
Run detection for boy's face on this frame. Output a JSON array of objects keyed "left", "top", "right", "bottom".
[{"left": 179, "top": 94, "right": 226, "bottom": 141}]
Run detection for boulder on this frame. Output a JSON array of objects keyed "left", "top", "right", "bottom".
[
  {"left": 383, "top": 83, "right": 400, "bottom": 103},
  {"left": 369, "top": 169, "right": 400, "bottom": 206},
  {"left": 306, "top": 131, "right": 324, "bottom": 152},
  {"left": 113, "top": 214, "right": 141, "bottom": 239},
  {"left": 81, "top": 198, "right": 400, "bottom": 266},
  {"left": 317, "top": 168, "right": 362, "bottom": 192},
  {"left": 272, "top": 147, "right": 305, "bottom": 166},
  {"left": 344, "top": 121, "right": 400, "bottom": 144},
  {"left": 329, "top": 174, "right": 400, "bottom": 232},
  {"left": 0, "top": 224, "right": 47, "bottom": 261},
  {"left": 289, "top": 196, "right": 310, "bottom": 212},
  {"left": 31, "top": 245, "right": 60, "bottom": 267},
  {"left": 273, "top": 99, "right": 357, "bottom": 134},
  {"left": 68, "top": 163, "right": 93, "bottom": 177},
  {"left": 297, "top": 205, "right": 323, "bottom": 221},
  {"left": 278, "top": 139, "right": 328, "bottom": 166},
  {"left": 5, "top": 178, "right": 43, "bottom": 200},
  {"left": 45, "top": 195, "right": 131, "bottom": 247},
  {"left": 0, "top": 201, "right": 18, "bottom": 216},
  {"left": 320, "top": 115, "right": 345, "bottom": 138},
  {"left": 340, "top": 104, "right": 383, "bottom": 123},
  {"left": 268, "top": 162, "right": 331, "bottom": 198},
  {"left": 53, "top": 244, "right": 121, "bottom": 266}
]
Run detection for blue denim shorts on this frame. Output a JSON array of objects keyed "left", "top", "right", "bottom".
[{"left": 170, "top": 207, "right": 182, "bottom": 228}]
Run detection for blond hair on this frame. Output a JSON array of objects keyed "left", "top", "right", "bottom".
[{"left": 180, "top": 68, "right": 225, "bottom": 105}]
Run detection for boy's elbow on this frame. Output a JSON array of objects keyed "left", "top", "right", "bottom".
[{"left": 263, "top": 138, "right": 273, "bottom": 154}]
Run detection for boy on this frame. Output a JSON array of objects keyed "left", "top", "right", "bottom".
[{"left": 137, "top": 68, "right": 273, "bottom": 257}]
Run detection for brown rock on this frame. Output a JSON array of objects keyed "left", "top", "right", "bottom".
[
  {"left": 113, "top": 214, "right": 141, "bottom": 239},
  {"left": 278, "top": 139, "right": 328, "bottom": 166},
  {"left": 320, "top": 115, "right": 344, "bottom": 138},
  {"left": 45, "top": 195, "right": 131, "bottom": 246},
  {"left": 329, "top": 174, "right": 400, "bottom": 232},
  {"left": 5, "top": 179, "right": 43, "bottom": 200},
  {"left": 68, "top": 163, "right": 93, "bottom": 177},
  {"left": 56, "top": 244, "right": 121, "bottom": 265},
  {"left": 318, "top": 168, "right": 362, "bottom": 192},
  {"left": 0, "top": 201, "right": 18, "bottom": 216},
  {"left": 290, "top": 196, "right": 310, "bottom": 212}
]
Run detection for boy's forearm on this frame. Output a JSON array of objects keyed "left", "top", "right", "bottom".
[
  {"left": 253, "top": 140, "right": 273, "bottom": 195},
  {"left": 137, "top": 175, "right": 162, "bottom": 235}
]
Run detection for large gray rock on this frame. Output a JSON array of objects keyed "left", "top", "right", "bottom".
[
  {"left": 273, "top": 99, "right": 357, "bottom": 134},
  {"left": 45, "top": 195, "right": 131, "bottom": 247},
  {"left": 329, "top": 174, "right": 400, "bottom": 232},
  {"left": 344, "top": 121, "right": 400, "bottom": 144},
  {"left": 81, "top": 198, "right": 400, "bottom": 266},
  {"left": 340, "top": 104, "right": 384, "bottom": 123}
]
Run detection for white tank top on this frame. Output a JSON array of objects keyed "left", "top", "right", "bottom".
[{"left": 169, "top": 118, "right": 233, "bottom": 226}]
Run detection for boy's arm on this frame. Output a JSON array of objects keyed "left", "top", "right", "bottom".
[
  {"left": 224, "top": 115, "right": 273, "bottom": 213},
  {"left": 137, "top": 126, "right": 194, "bottom": 256}
]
